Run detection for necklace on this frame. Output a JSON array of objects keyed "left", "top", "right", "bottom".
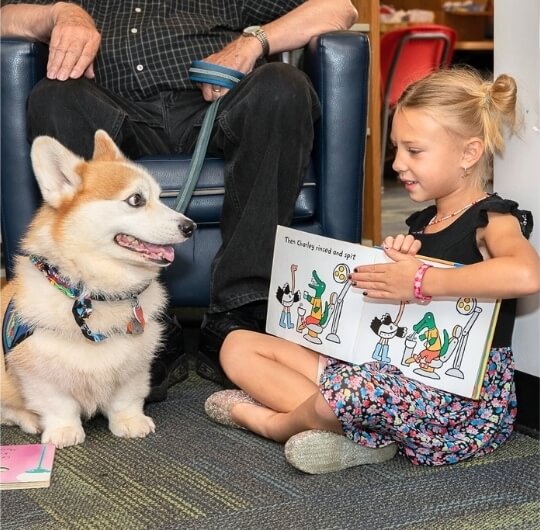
[{"left": 427, "top": 194, "right": 489, "bottom": 226}]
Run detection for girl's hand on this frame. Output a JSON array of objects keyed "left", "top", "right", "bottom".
[
  {"left": 351, "top": 247, "right": 423, "bottom": 301},
  {"left": 382, "top": 234, "right": 422, "bottom": 255}
]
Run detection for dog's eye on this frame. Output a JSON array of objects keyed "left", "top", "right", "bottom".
[{"left": 126, "top": 193, "right": 146, "bottom": 207}]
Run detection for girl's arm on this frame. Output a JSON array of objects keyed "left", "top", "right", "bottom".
[{"left": 353, "top": 213, "right": 540, "bottom": 301}]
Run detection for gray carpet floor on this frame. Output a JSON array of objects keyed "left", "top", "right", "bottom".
[{"left": 2, "top": 362, "right": 539, "bottom": 530}]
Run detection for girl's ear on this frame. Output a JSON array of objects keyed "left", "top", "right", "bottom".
[{"left": 462, "top": 137, "right": 484, "bottom": 168}]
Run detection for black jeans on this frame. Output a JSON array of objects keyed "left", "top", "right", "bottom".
[{"left": 27, "top": 63, "right": 320, "bottom": 313}]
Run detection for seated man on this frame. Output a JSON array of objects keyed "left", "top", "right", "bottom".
[{"left": 0, "top": 0, "right": 358, "bottom": 399}]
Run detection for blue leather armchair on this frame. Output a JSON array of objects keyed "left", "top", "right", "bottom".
[{"left": 1, "top": 32, "right": 370, "bottom": 307}]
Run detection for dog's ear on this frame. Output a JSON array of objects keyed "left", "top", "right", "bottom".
[
  {"left": 30, "top": 136, "right": 84, "bottom": 208},
  {"left": 92, "top": 130, "right": 126, "bottom": 162}
]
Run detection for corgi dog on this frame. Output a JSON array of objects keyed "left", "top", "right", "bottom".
[{"left": 1, "top": 130, "right": 195, "bottom": 448}]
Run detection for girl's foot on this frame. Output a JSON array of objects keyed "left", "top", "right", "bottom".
[
  {"left": 284, "top": 430, "right": 397, "bottom": 474},
  {"left": 204, "top": 389, "right": 259, "bottom": 429}
]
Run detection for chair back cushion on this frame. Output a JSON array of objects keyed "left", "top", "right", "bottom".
[
  {"left": 138, "top": 155, "right": 316, "bottom": 224},
  {"left": 381, "top": 24, "right": 457, "bottom": 107}
]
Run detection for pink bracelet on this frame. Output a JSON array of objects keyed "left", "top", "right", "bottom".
[{"left": 413, "top": 263, "right": 432, "bottom": 303}]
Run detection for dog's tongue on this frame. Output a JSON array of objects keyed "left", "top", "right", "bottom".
[
  {"left": 142, "top": 242, "right": 175, "bottom": 263},
  {"left": 116, "top": 234, "right": 176, "bottom": 263}
]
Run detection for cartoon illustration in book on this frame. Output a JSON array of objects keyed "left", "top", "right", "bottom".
[
  {"left": 370, "top": 302, "right": 408, "bottom": 363},
  {"left": 296, "top": 269, "right": 336, "bottom": 344},
  {"left": 445, "top": 298, "right": 483, "bottom": 380},
  {"left": 401, "top": 298, "right": 483, "bottom": 380},
  {"left": 403, "top": 312, "right": 449, "bottom": 373},
  {"left": 276, "top": 264, "right": 301, "bottom": 329},
  {"left": 326, "top": 263, "right": 353, "bottom": 344}
]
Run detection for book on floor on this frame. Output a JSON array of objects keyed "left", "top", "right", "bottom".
[
  {"left": 0, "top": 443, "right": 56, "bottom": 490},
  {"left": 266, "top": 226, "right": 500, "bottom": 399}
]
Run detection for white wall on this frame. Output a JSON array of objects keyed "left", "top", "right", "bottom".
[{"left": 494, "top": 0, "right": 540, "bottom": 377}]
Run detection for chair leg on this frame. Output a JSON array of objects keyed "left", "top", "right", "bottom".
[{"left": 380, "top": 104, "right": 391, "bottom": 183}]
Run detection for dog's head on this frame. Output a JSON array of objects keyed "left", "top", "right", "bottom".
[{"left": 26, "top": 130, "right": 195, "bottom": 276}]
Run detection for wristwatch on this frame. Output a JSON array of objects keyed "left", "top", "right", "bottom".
[{"left": 242, "top": 25, "right": 270, "bottom": 58}]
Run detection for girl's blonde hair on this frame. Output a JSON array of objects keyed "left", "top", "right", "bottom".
[{"left": 395, "top": 67, "right": 518, "bottom": 187}]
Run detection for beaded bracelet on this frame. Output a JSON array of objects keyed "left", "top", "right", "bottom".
[{"left": 413, "top": 263, "right": 432, "bottom": 303}]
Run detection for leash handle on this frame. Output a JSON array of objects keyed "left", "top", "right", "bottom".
[
  {"left": 173, "top": 98, "right": 221, "bottom": 214},
  {"left": 188, "top": 60, "right": 245, "bottom": 90}
]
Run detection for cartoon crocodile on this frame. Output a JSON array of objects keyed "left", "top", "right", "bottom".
[
  {"left": 297, "top": 270, "right": 331, "bottom": 331},
  {"left": 403, "top": 311, "right": 450, "bottom": 372}
]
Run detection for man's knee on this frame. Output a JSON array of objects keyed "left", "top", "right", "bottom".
[
  {"left": 28, "top": 78, "right": 89, "bottom": 120},
  {"left": 27, "top": 78, "right": 118, "bottom": 158},
  {"left": 246, "top": 63, "right": 319, "bottom": 117}
]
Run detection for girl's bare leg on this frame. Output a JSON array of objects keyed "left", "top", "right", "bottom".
[{"left": 219, "top": 330, "right": 342, "bottom": 442}]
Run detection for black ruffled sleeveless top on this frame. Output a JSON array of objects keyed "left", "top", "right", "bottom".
[{"left": 406, "top": 193, "right": 534, "bottom": 348}]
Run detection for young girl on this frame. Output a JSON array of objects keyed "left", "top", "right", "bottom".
[{"left": 203, "top": 67, "right": 540, "bottom": 473}]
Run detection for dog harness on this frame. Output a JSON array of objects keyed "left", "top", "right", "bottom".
[
  {"left": 2, "top": 298, "right": 33, "bottom": 354},
  {"left": 2, "top": 255, "right": 150, "bottom": 352}
]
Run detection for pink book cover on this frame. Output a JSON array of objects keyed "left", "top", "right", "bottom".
[{"left": 0, "top": 444, "right": 56, "bottom": 490}]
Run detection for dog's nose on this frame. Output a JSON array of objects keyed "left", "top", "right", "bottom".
[{"left": 180, "top": 220, "right": 196, "bottom": 238}]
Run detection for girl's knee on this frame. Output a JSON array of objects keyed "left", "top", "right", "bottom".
[{"left": 219, "top": 329, "right": 256, "bottom": 369}]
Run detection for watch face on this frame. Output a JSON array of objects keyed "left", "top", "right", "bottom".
[{"left": 243, "top": 25, "right": 260, "bottom": 35}]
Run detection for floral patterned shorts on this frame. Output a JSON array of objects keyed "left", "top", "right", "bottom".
[{"left": 319, "top": 348, "right": 516, "bottom": 465}]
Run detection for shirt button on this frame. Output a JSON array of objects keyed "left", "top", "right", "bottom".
[
  {"left": 131, "top": 28, "right": 138, "bottom": 34},
  {"left": 136, "top": 64, "right": 144, "bottom": 72},
  {"left": 135, "top": 7, "right": 141, "bottom": 12}
]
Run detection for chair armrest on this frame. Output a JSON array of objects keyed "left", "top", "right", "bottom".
[
  {"left": 1, "top": 39, "right": 48, "bottom": 275},
  {"left": 302, "top": 31, "right": 370, "bottom": 243}
]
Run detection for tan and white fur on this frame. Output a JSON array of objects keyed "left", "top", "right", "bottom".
[{"left": 1, "top": 130, "right": 195, "bottom": 448}]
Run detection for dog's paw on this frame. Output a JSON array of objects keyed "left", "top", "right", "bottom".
[
  {"left": 42, "top": 425, "right": 86, "bottom": 448},
  {"left": 109, "top": 413, "right": 156, "bottom": 439}
]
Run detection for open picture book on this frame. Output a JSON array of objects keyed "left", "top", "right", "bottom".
[{"left": 266, "top": 226, "right": 501, "bottom": 399}]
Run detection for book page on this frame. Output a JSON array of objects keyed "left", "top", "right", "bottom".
[
  {"left": 267, "top": 226, "right": 380, "bottom": 359},
  {"left": 267, "top": 227, "right": 500, "bottom": 399},
  {"left": 356, "top": 290, "right": 499, "bottom": 399}
]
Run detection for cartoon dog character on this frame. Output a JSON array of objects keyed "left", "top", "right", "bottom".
[
  {"left": 370, "top": 303, "right": 407, "bottom": 363},
  {"left": 276, "top": 264, "right": 300, "bottom": 329}
]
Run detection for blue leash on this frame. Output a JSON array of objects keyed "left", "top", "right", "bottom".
[
  {"left": 188, "top": 60, "right": 245, "bottom": 90},
  {"left": 173, "top": 61, "right": 245, "bottom": 214}
]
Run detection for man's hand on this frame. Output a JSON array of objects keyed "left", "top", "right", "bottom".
[
  {"left": 198, "top": 36, "right": 261, "bottom": 101},
  {"left": 47, "top": 2, "right": 101, "bottom": 81}
]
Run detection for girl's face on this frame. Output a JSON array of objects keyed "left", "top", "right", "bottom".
[{"left": 390, "top": 108, "right": 469, "bottom": 203}]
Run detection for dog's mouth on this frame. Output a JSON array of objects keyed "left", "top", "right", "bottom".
[{"left": 115, "top": 234, "right": 175, "bottom": 265}]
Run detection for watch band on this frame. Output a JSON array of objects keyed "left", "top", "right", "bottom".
[{"left": 243, "top": 27, "right": 269, "bottom": 57}]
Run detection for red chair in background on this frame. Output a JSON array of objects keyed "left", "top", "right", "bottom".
[{"left": 380, "top": 24, "right": 457, "bottom": 179}]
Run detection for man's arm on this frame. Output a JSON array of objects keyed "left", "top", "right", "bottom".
[
  {"left": 263, "top": 0, "right": 358, "bottom": 55},
  {"left": 1, "top": 2, "right": 100, "bottom": 80},
  {"left": 200, "top": 0, "right": 358, "bottom": 101}
]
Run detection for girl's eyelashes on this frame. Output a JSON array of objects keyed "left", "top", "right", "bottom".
[{"left": 390, "top": 142, "right": 422, "bottom": 155}]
